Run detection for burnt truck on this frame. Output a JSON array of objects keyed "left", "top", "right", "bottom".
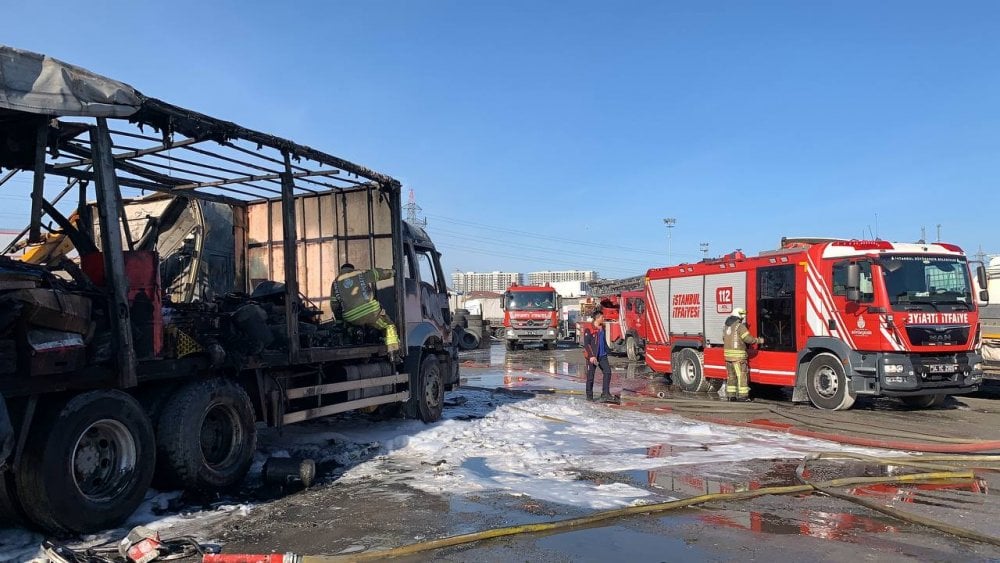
[{"left": 0, "top": 46, "right": 457, "bottom": 534}]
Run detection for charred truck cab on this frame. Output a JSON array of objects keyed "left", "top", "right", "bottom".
[
  {"left": 0, "top": 46, "right": 457, "bottom": 534},
  {"left": 501, "top": 284, "right": 562, "bottom": 351},
  {"left": 643, "top": 239, "right": 985, "bottom": 410}
]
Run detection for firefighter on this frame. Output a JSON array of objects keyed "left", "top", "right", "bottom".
[
  {"left": 331, "top": 263, "right": 399, "bottom": 353},
  {"left": 723, "top": 308, "right": 763, "bottom": 402},
  {"left": 582, "top": 311, "right": 613, "bottom": 402}
]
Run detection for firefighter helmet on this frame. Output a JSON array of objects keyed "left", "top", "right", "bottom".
[{"left": 734, "top": 308, "right": 747, "bottom": 318}]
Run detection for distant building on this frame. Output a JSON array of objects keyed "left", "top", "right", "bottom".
[
  {"left": 451, "top": 271, "right": 522, "bottom": 293},
  {"left": 528, "top": 270, "right": 598, "bottom": 285},
  {"left": 549, "top": 280, "right": 590, "bottom": 298},
  {"left": 0, "top": 229, "right": 17, "bottom": 254}
]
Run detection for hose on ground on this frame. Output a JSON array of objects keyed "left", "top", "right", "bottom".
[
  {"left": 794, "top": 454, "right": 1000, "bottom": 547},
  {"left": 231, "top": 461, "right": 987, "bottom": 561}
]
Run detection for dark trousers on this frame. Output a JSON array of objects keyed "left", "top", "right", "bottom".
[{"left": 586, "top": 355, "right": 612, "bottom": 398}]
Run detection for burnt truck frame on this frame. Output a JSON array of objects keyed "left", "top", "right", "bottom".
[{"left": 0, "top": 46, "right": 457, "bottom": 534}]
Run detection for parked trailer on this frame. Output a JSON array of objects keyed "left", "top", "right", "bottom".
[
  {"left": 643, "top": 239, "right": 987, "bottom": 410},
  {"left": 0, "top": 46, "right": 457, "bottom": 534}
]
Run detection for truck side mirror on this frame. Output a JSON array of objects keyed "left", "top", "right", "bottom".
[
  {"left": 980, "top": 290, "right": 990, "bottom": 304},
  {"left": 500, "top": 293, "right": 507, "bottom": 310},
  {"left": 846, "top": 263, "right": 861, "bottom": 302},
  {"left": 977, "top": 265, "right": 988, "bottom": 291}
]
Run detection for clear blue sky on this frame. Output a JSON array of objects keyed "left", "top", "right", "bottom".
[{"left": 4, "top": 1, "right": 1000, "bottom": 279}]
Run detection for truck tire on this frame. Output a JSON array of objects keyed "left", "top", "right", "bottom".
[
  {"left": 156, "top": 378, "right": 257, "bottom": 492},
  {"left": 673, "top": 348, "right": 710, "bottom": 393},
  {"left": 494, "top": 327, "right": 507, "bottom": 339},
  {"left": 626, "top": 336, "right": 641, "bottom": 362},
  {"left": 505, "top": 340, "right": 517, "bottom": 352},
  {"left": 805, "top": 353, "right": 856, "bottom": 411},
  {"left": 457, "top": 329, "right": 480, "bottom": 351},
  {"left": 899, "top": 394, "right": 946, "bottom": 409},
  {"left": 544, "top": 341, "right": 557, "bottom": 351},
  {"left": 16, "top": 391, "right": 156, "bottom": 535},
  {"left": 407, "top": 354, "right": 444, "bottom": 422}
]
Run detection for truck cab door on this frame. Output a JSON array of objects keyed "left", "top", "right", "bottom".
[{"left": 413, "top": 245, "right": 450, "bottom": 332}]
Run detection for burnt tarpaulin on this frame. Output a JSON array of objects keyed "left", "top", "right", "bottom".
[{"left": 0, "top": 45, "right": 141, "bottom": 117}]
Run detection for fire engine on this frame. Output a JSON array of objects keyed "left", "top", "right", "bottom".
[
  {"left": 643, "top": 238, "right": 988, "bottom": 410},
  {"left": 584, "top": 291, "right": 650, "bottom": 361},
  {"left": 501, "top": 284, "right": 562, "bottom": 350}
]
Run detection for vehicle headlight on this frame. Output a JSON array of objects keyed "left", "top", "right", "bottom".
[
  {"left": 507, "top": 330, "right": 515, "bottom": 337},
  {"left": 885, "top": 376, "right": 906, "bottom": 384},
  {"left": 547, "top": 329, "right": 556, "bottom": 335},
  {"left": 973, "top": 362, "right": 983, "bottom": 372},
  {"left": 884, "top": 364, "right": 905, "bottom": 374}
]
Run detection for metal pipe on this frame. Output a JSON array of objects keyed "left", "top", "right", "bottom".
[
  {"left": 280, "top": 151, "right": 301, "bottom": 362},
  {"left": 91, "top": 118, "right": 138, "bottom": 388},
  {"left": 29, "top": 122, "right": 47, "bottom": 243}
]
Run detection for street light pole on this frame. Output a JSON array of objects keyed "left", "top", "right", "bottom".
[
  {"left": 700, "top": 242, "right": 709, "bottom": 259},
  {"left": 663, "top": 218, "right": 676, "bottom": 263}
]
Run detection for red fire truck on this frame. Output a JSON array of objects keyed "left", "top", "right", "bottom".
[
  {"left": 591, "top": 291, "right": 650, "bottom": 361},
  {"left": 643, "top": 239, "right": 988, "bottom": 410},
  {"left": 502, "top": 284, "right": 562, "bottom": 350}
]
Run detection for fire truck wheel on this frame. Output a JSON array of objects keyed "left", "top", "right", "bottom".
[
  {"left": 626, "top": 336, "right": 641, "bottom": 362},
  {"left": 673, "top": 348, "right": 711, "bottom": 393},
  {"left": 408, "top": 354, "right": 444, "bottom": 422},
  {"left": 899, "top": 394, "right": 946, "bottom": 409},
  {"left": 545, "top": 341, "right": 558, "bottom": 351},
  {"left": 505, "top": 341, "right": 517, "bottom": 352},
  {"left": 156, "top": 378, "right": 257, "bottom": 493},
  {"left": 805, "top": 354, "right": 856, "bottom": 411},
  {"left": 15, "top": 391, "right": 155, "bottom": 535}
]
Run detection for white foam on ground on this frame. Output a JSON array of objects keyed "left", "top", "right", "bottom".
[{"left": 337, "top": 389, "right": 888, "bottom": 510}]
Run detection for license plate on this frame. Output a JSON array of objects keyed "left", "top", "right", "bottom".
[
  {"left": 927, "top": 364, "right": 958, "bottom": 374},
  {"left": 520, "top": 331, "right": 542, "bottom": 337}
]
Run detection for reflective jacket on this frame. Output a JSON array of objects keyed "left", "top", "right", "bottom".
[
  {"left": 723, "top": 315, "right": 759, "bottom": 361},
  {"left": 331, "top": 268, "right": 394, "bottom": 321}
]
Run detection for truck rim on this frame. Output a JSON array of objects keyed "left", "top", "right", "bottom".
[
  {"left": 680, "top": 359, "right": 697, "bottom": 385},
  {"left": 201, "top": 403, "right": 243, "bottom": 469},
  {"left": 814, "top": 365, "right": 840, "bottom": 399},
  {"left": 72, "top": 419, "right": 137, "bottom": 502},
  {"left": 424, "top": 365, "right": 442, "bottom": 411}
]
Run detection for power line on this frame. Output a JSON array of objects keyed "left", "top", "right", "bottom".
[
  {"left": 425, "top": 213, "right": 700, "bottom": 258},
  {"left": 429, "top": 227, "right": 655, "bottom": 267}
]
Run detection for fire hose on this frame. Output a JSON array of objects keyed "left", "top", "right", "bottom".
[{"left": 203, "top": 451, "right": 1000, "bottom": 562}]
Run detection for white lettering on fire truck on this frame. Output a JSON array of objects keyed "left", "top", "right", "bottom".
[
  {"left": 906, "top": 312, "right": 969, "bottom": 324},
  {"left": 672, "top": 293, "right": 701, "bottom": 318}
]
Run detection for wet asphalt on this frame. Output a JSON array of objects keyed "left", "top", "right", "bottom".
[{"left": 212, "top": 342, "right": 1000, "bottom": 562}]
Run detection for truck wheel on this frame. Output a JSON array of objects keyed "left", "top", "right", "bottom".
[
  {"left": 16, "top": 391, "right": 155, "bottom": 535},
  {"left": 544, "top": 341, "right": 557, "bottom": 351},
  {"left": 626, "top": 336, "right": 641, "bottom": 362},
  {"left": 505, "top": 341, "right": 517, "bottom": 352},
  {"left": 156, "top": 378, "right": 256, "bottom": 492},
  {"left": 673, "top": 348, "right": 710, "bottom": 393},
  {"left": 899, "top": 394, "right": 946, "bottom": 409},
  {"left": 806, "top": 354, "right": 856, "bottom": 411},
  {"left": 407, "top": 354, "right": 444, "bottom": 422}
]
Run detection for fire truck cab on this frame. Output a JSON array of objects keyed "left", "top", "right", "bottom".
[
  {"left": 501, "top": 284, "right": 562, "bottom": 351},
  {"left": 643, "top": 239, "right": 987, "bottom": 410},
  {"left": 596, "top": 291, "right": 649, "bottom": 361}
]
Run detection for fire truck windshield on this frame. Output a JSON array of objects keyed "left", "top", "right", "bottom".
[
  {"left": 506, "top": 291, "right": 556, "bottom": 310},
  {"left": 881, "top": 256, "right": 973, "bottom": 311}
]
